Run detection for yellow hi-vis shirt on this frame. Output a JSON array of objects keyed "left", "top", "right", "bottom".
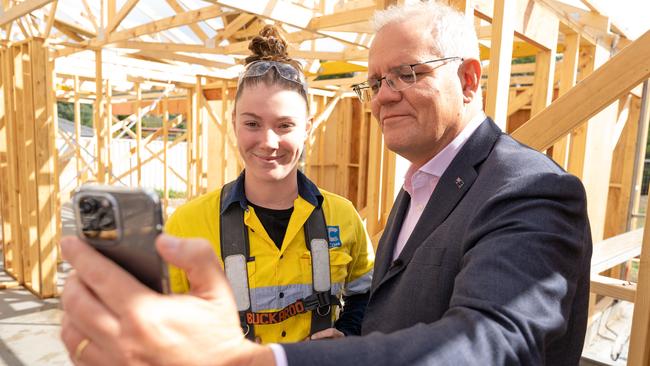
[{"left": 165, "top": 174, "right": 375, "bottom": 344}]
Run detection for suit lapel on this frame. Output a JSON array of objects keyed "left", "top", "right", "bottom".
[
  {"left": 371, "top": 189, "right": 410, "bottom": 289},
  {"left": 377, "top": 118, "right": 503, "bottom": 287}
]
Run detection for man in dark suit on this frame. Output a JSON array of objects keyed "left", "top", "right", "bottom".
[{"left": 60, "top": 2, "right": 591, "bottom": 365}]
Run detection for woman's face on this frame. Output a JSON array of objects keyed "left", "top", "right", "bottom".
[{"left": 233, "top": 83, "right": 311, "bottom": 183}]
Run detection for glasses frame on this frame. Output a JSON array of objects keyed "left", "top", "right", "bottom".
[{"left": 352, "top": 56, "right": 464, "bottom": 102}]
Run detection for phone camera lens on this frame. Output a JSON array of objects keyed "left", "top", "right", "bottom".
[
  {"left": 79, "top": 197, "right": 99, "bottom": 214},
  {"left": 98, "top": 212, "right": 116, "bottom": 230}
]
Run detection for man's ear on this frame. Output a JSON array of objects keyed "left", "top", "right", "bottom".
[
  {"left": 231, "top": 108, "right": 237, "bottom": 134},
  {"left": 458, "top": 58, "right": 481, "bottom": 104}
]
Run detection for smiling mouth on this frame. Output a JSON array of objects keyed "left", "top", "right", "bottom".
[{"left": 254, "top": 154, "right": 283, "bottom": 162}]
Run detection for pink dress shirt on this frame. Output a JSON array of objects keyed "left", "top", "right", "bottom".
[{"left": 393, "top": 113, "right": 486, "bottom": 260}]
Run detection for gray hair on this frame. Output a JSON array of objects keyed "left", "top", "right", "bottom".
[{"left": 372, "top": 1, "right": 480, "bottom": 60}]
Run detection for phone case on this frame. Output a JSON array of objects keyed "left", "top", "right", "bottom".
[{"left": 73, "top": 185, "right": 170, "bottom": 293}]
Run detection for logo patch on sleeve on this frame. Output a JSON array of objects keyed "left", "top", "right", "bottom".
[{"left": 327, "top": 226, "right": 342, "bottom": 248}]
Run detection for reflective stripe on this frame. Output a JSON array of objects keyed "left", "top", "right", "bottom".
[
  {"left": 250, "top": 283, "right": 344, "bottom": 312},
  {"left": 344, "top": 270, "right": 373, "bottom": 296}
]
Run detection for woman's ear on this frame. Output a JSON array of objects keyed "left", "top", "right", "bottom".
[
  {"left": 231, "top": 108, "right": 237, "bottom": 134},
  {"left": 458, "top": 58, "right": 481, "bottom": 104}
]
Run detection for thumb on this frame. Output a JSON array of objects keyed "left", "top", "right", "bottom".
[{"left": 156, "top": 235, "right": 233, "bottom": 300}]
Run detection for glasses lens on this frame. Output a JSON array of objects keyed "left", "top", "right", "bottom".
[
  {"left": 368, "top": 78, "right": 381, "bottom": 96},
  {"left": 396, "top": 65, "right": 416, "bottom": 86}
]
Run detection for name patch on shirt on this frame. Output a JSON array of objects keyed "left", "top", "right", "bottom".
[{"left": 327, "top": 226, "right": 342, "bottom": 248}]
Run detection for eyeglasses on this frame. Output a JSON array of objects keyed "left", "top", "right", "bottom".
[
  {"left": 238, "top": 60, "right": 308, "bottom": 94},
  {"left": 352, "top": 57, "right": 464, "bottom": 102}
]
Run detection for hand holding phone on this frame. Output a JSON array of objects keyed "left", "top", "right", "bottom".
[{"left": 73, "top": 185, "right": 170, "bottom": 293}]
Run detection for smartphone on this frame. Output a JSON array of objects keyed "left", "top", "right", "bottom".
[{"left": 72, "top": 184, "right": 170, "bottom": 294}]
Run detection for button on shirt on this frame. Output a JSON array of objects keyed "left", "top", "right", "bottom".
[{"left": 393, "top": 113, "right": 487, "bottom": 260}]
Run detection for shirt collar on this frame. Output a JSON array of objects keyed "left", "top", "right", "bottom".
[
  {"left": 404, "top": 112, "right": 486, "bottom": 190},
  {"left": 220, "top": 170, "right": 322, "bottom": 214}
]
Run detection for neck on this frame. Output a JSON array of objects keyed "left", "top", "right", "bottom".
[
  {"left": 244, "top": 170, "right": 299, "bottom": 209},
  {"left": 408, "top": 109, "right": 482, "bottom": 170}
]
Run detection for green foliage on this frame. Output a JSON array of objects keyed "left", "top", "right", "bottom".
[
  {"left": 57, "top": 102, "right": 94, "bottom": 127},
  {"left": 154, "top": 188, "right": 186, "bottom": 199}
]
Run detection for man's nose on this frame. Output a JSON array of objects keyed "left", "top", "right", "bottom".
[{"left": 374, "top": 79, "right": 401, "bottom": 104}]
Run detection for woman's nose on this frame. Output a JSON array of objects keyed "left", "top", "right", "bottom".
[{"left": 260, "top": 128, "right": 280, "bottom": 149}]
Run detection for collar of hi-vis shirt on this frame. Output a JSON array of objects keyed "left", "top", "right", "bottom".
[
  {"left": 220, "top": 169, "right": 323, "bottom": 215},
  {"left": 393, "top": 112, "right": 487, "bottom": 260}
]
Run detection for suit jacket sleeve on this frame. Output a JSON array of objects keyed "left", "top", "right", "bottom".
[{"left": 282, "top": 172, "right": 591, "bottom": 365}]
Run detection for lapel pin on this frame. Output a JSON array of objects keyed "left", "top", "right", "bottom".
[{"left": 455, "top": 177, "right": 464, "bottom": 189}]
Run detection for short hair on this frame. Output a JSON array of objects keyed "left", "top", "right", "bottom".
[{"left": 372, "top": 1, "right": 480, "bottom": 60}]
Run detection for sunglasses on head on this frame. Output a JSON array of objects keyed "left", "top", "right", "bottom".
[{"left": 238, "top": 60, "right": 308, "bottom": 94}]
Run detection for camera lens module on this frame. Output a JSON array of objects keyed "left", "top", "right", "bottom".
[{"left": 79, "top": 197, "right": 99, "bottom": 214}]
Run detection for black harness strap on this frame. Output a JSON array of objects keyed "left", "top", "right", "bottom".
[
  {"left": 303, "top": 203, "right": 336, "bottom": 336},
  {"left": 220, "top": 182, "right": 255, "bottom": 341}
]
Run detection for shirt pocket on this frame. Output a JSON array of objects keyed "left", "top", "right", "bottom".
[{"left": 299, "top": 250, "right": 352, "bottom": 287}]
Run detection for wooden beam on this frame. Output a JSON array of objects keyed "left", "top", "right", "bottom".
[
  {"left": 534, "top": 0, "right": 611, "bottom": 48},
  {"left": 473, "top": 0, "right": 559, "bottom": 51},
  {"left": 591, "top": 228, "right": 643, "bottom": 274},
  {"left": 530, "top": 40, "right": 558, "bottom": 116},
  {"left": 209, "top": 12, "right": 254, "bottom": 46},
  {"left": 99, "top": 4, "right": 224, "bottom": 47},
  {"left": 30, "top": 39, "right": 57, "bottom": 297},
  {"left": 511, "top": 30, "right": 650, "bottom": 151},
  {"left": 307, "top": 6, "right": 374, "bottom": 29},
  {"left": 135, "top": 82, "right": 142, "bottom": 185},
  {"left": 74, "top": 75, "right": 82, "bottom": 180},
  {"left": 131, "top": 50, "right": 232, "bottom": 69},
  {"left": 590, "top": 274, "right": 636, "bottom": 302},
  {"left": 165, "top": 0, "right": 208, "bottom": 42},
  {"left": 629, "top": 195, "right": 650, "bottom": 364},
  {"left": 507, "top": 89, "right": 533, "bottom": 116},
  {"left": 0, "top": 0, "right": 54, "bottom": 27},
  {"left": 81, "top": 0, "right": 99, "bottom": 34},
  {"left": 42, "top": 1, "right": 57, "bottom": 40},
  {"left": 550, "top": 32, "right": 580, "bottom": 168},
  {"left": 112, "top": 40, "right": 223, "bottom": 54},
  {"left": 206, "top": 0, "right": 368, "bottom": 49},
  {"left": 604, "top": 95, "right": 642, "bottom": 239},
  {"left": 484, "top": 0, "right": 515, "bottom": 130},
  {"left": 94, "top": 49, "right": 107, "bottom": 183},
  {"left": 105, "top": 0, "right": 138, "bottom": 34},
  {"left": 53, "top": 18, "right": 96, "bottom": 38}
]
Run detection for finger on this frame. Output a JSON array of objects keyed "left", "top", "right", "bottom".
[
  {"left": 61, "top": 272, "right": 120, "bottom": 347},
  {"left": 310, "top": 328, "right": 344, "bottom": 340},
  {"left": 156, "top": 235, "right": 233, "bottom": 300},
  {"left": 61, "top": 236, "right": 153, "bottom": 315},
  {"left": 309, "top": 329, "right": 329, "bottom": 340},
  {"left": 61, "top": 317, "right": 113, "bottom": 366}
]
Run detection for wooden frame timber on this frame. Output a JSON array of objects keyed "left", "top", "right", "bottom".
[{"left": 0, "top": 0, "right": 650, "bottom": 362}]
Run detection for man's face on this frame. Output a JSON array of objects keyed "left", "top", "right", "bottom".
[{"left": 369, "top": 20, "right": 466, "bottom": 167}]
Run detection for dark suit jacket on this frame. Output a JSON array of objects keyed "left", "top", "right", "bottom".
[{"left": 283, "top": 118, "right": 592, "bottom": 365}]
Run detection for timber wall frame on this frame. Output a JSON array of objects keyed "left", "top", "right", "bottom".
[
  {"left": 0, "top": 37, "right": 58, "bottom": 298},
  {"left": 0, "top": 0, "right": 649, "bottom": 362}
]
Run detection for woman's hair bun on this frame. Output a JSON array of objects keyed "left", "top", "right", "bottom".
[{"left": 245, "top": 25, "right": 301, "bottom": 71}]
